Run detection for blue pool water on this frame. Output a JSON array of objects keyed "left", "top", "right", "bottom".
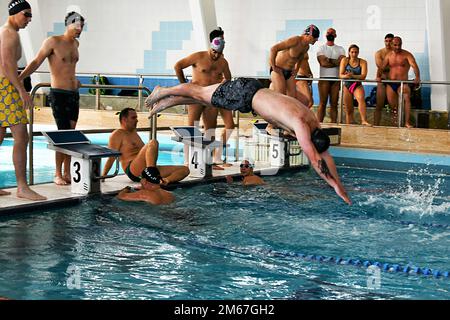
[
  {"left": 0, "top": 133, "right": 185, "bottom": 188},
  {"left": 0, "top": 166, "right": 448, "bottom": 300}
]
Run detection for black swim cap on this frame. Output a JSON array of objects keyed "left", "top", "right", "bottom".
[
  {"left": 311, "top": 128, "right": 330, "bottom": 153},
  {"left": 304, "top": 24, "right": 320, "bottom": 39},
  {"left": 141, "top": 167, "right": 162, "bottom": 184},
  {"left": 65, "top": 11, "right": 85, "bottom": 26},
  {"left": 8, "top": 0, "right": 31, "bottom": 16}
]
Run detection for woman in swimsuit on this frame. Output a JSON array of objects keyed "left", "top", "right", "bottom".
[{"left": 339, "top": 45, "right": 371, "bottom": 126}]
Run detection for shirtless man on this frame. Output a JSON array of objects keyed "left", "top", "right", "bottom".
[
  {"left": 0, "top": 0, "right": 46, "bottom": 200},
  {"left": 376, "top": 36, "right": 420, "bottom": 128},
  {"left": 145, "top": 78, "right": 352, "bottom": 205},
  {"left": 270, "top": 25, "right": 319, "bottom": 97},
  {"left": 226, "top": 160, "right": 265, "bottom": 186},
  {"left": 19, "top": 11, "right": 85, "bottom": 185},
  {"left": 374, "top": 33, "right": 394, "bottom": 126},
  {"left": 295, "top": 52, "right": 314, "bottom": 108},
  {"left": 102, "top": 108, "right": 189, "bottom": 185},
  {"left": 174, "top": 28, "right": 234, "bottom": 168},
  {"left": 116, "top": 152, "right": 175, "bottom": 206},
  {"left": 267, "top": 25, "right": 319, "bottom": 134}
]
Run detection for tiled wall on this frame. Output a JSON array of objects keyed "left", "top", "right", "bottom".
[
  {"left": 19, "top": 0, "right": 444, "bottom": 109},
  {"left": 137, "top": 21, "right": 193, "bottom": 74}
]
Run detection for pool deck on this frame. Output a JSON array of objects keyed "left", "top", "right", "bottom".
[{"left": 0, "top": 161, "right": 290, "bottom": 216}]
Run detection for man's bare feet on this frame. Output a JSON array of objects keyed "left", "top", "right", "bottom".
[
  {"left": 17, "top": 186, "right": 47, "bottom": 201},
  {"left": 214, "top": 160, "right": 233, "bottom": 170},
  {"left": 361, "top": 121, "right": 372, "bottom": 127},
  {"left": 54, "top": 176, "right": 69, "bottom": 186},
  {"left": 218, "top": 163, "right": 233, "bottom": 168},
  {"left": 145, "top": 85, "right": 163, "bottom": 108},
  {"left": 63, "top": 175, "right": 72, "bottom": 184},
  {"left": 149, "top": 95, "right": 195, "bottom": 117},
  {"left": 0, "top": 189, "right": 11, "bottom": 196},
  {"left": 405, "top": 123, "right": 414, "bottom": 129}
]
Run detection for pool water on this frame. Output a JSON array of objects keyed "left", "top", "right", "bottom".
[{"left": 0, "top": 167, "right": 448, "bottom": 300}]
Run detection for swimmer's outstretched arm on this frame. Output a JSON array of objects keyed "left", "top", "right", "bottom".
[{"left": 294, "top": 122, "right": 352, "bottom": 205}]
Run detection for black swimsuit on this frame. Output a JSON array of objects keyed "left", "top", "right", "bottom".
[
  {"left": 48, "top": 88, "right": 80, "bottom": 130},
  {"left": 211, "top": 78, "right": 263, "bottom": 113},
  {"left": 270, "top": 67, "right": 294, "bottom": 80}
]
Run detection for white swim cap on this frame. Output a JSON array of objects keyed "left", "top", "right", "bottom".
[{"left": 210, "top": 37, "right": 225, "bottom": 53}]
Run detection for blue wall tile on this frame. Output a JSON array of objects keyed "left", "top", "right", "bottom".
[{"left": 137, "top": 21, "right": 193, "bottom": 74}]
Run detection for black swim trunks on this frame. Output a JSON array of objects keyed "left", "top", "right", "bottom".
[
  {"left": 48, "top": 88, "right": 80, "bottom": 130},
  {"left": 211, "top": 78, "right": 263, "bottom": 113},
  {"left": 125, "top": 162, "right": 141, "bottom": 183},
  {"left": 270, "top": 67, "right": 294, "bottom": 80}
]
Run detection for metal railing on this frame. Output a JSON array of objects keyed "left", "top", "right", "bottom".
[
  {"left": 32, "top": 71, "right": 180, "bottom": 112},
  {"left": 28, "top": 83, "right": 153, "bottom": 185},
  {"left": 293, "top": 76, "right": 450, "bottom": 128}
]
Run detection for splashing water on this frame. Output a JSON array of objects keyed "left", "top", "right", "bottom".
[
  {"left": 393, "top": 169, "right": 448, "bottom": 218},
  {"left": 358, "top": 167, "right": 449, "bottom": 219}
]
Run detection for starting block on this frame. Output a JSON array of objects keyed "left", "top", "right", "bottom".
[
  {"left": 170, "top": 126, "right": 222, "bottom": 178},
  {"left": 42, "top": 130, "right": 121, "bottom": 195},
  {"left": 246, "top": 122, "right": 341, "bottom": 168}
]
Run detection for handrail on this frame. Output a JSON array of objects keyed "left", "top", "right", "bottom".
[
  {"left": 29, "top": 69, "right": 450, "bottom": 85},
  {"left": 30, "top": 70, "right": 450, "bottom": 127},
  {"left": 293, "top": 77, "right": 450, "bottom": 127},
  {"left": 28, "top": 83, "right": 153, "bottom": 185}
]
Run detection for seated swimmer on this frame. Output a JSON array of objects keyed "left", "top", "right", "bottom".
[
  {"left": 102, "top": 108, "right": 190, "bottom": 185},
  {"left": 116, "top": 167, "right": 175, "bottom": 205},
  {"left": 227, "top": 160, "right": 265, "bottom": 186}
]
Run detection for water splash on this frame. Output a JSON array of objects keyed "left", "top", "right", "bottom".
[
  {"left": 396, "top": 169, "right": 448, "bottom": 218},
  {"left": 359, "top": 167, "right": 449, "bottom": 218}
]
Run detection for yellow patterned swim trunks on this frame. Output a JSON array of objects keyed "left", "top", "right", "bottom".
[{"left": 0, "top": 77, "right": 28, "bottom": 127}]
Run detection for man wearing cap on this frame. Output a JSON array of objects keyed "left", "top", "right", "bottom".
[
  {"left": 19, "top": 11, "right": 85, "bottom": 185},
  {"left": 316, "top": 28, "right": 346, "bottom": 123},
  {"left": 174, "top": 27, "right": 234, "bottom": 169},
  {"left": 102, "top": 108, "right": 190, "bottom": 186},
  {"left": 267, "top": 25, "right": 320, "bottom": 134},
  {"left": 226, "top": 160, "right": 265, "bottom": 186},
  {"left": 116, "top": 166, "right": 175, "bottom": 205},
  {"left": 0, "top": 0, "right": 46, "bottom": 200},
  {"left": 269, "top": 25, "right": 320, "bottom": 98}
]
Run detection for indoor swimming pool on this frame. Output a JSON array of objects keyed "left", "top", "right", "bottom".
[{"left": 0, "top": 166, "right": 448, "bottom": 300}]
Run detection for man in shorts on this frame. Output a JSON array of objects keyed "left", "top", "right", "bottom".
[
  {"left": 0, "top": 0, "right": 46, "bottom": 200},
  {"left": 174, "top": 27, "right": 234, "bottom": 169},
  {"left": 19, "top": 11, "right": 85, "bottom": 185}
]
